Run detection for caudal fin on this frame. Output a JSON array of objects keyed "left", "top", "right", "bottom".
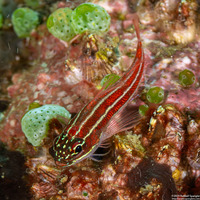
[{"left": 130, "top": 13, "right": 141, "bottom": 41}]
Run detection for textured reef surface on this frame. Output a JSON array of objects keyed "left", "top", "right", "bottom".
[{"left": 0, "top": 0, "right": 200, "bottom": 199}]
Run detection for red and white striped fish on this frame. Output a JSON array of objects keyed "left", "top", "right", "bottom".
[{"left": 51, "top": 16, "right": 144, "bottom": 166}]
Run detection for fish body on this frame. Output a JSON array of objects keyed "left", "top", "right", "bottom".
[{"left": 51, "top": 17, "right": 144, "bottom": 166}]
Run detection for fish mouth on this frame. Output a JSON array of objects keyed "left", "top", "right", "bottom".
[
  {"left": 49, "top": 145, "right": 83, "bottom": 166},
  {"left": 49, "top": 146, "right": 70, "bottom": 166}
]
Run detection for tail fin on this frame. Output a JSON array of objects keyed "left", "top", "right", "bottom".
[{"left": 128, "top": 13, "right": 141, "bottom": 41}]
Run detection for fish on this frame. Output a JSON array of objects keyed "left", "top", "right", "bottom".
[{"left": 50, "top": 14, "right": 144, "bottom": 166}]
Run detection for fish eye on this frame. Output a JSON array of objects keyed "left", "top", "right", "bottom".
[
  {"left": 75, "top": 145, "right": 82, "bottom": 154},
  {"left": 71, "top": 138, "right": 84, "bottom": 155}
]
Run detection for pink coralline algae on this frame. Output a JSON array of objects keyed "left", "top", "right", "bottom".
[
  {"left": 0, "top": 26, "right": 99, "bottom": 150},
  {"left": 0, "top": 0, "right": 200, "bottom": 199}
]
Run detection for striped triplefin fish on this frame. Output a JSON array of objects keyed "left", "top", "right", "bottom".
[{"left": 50, "top": 15, "right": 144, "bottom": 166}]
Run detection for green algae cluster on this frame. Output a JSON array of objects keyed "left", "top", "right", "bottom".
[
  {"left": 11, "top": 7, "right": 39, "bottom": 37},
  {"left": 139, "top": 104, "right": 149, "bottom": 116},
  {"left": 21, "top": 104, "right": 71, "bottom": 146},
  {"left": 71, "top": 3, "right": 110, "bottom": 35},
  {"left": 47, "top": 3, "right": 110, "bottom": 42},
  {"left": 179, "top": 69, "right": 195, "bottom": 87},
  {"left": 146, "top": 86, "right": 164, "bottom": 104},
  {"left": 47, "top": 7, "right": 75, "bottom": 42},
  {"left": 100, "top": 74, "right": 120, "bottom": 89}
]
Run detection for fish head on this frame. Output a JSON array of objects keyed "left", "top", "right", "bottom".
[{"left": 50, "top": 125, "right": 98, "bottom": 166}]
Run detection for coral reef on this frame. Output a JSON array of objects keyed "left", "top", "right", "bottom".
[{"left": 0, "top": 0, "right": 200, "bottom": 199}]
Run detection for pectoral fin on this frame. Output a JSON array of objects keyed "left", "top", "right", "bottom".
[
  {"left": 90, "top": 139, "right": 112, "bottom": 162},
  {"left": 103, "top": 104, "right": 141, "bottom": 141}
]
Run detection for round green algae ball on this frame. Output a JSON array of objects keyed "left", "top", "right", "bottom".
[
  {"left": 11, "top": 7, "right": 39, "bottom": 38},
  {"left": 139, "top": 104, "right": 149, "bottom": 116},
  {"left": 70, "top": 3, "right": 111, "bottom": 35},
  {"left": 100, "top": 74, "right": 120, "bottom": 89},
  {"left": 179, "top": 69, "right": 195, "bottom": 86},
  {"left": 47, "top": 7, "right": 76, "bottom": 42},
  {"left": 21, "top": 104, "right": 71, "bottom": 146},
  {"left": 146, "top": 86, "right": 164, "bottom": 104}
]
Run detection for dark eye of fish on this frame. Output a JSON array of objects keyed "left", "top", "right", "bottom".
[
  {"left": 75, "top": 145, "right": 82, "bottom": 154},
  {"left": 70, "top": 138, "right": 84, "bottom": 155}
]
